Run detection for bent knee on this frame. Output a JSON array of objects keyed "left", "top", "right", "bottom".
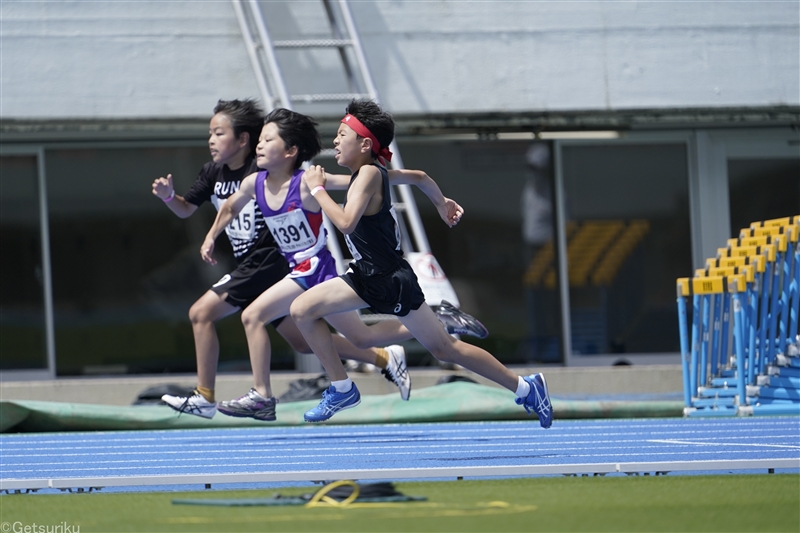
[
  {"left": 289, "top": 298, "right": 312, "bottom": 324},
  {"left": 189, "top": 293, "right": 232, "bottom": 324},
  {"left": 188, "top": 302, "right": 210, "bottom": 324},
  {"left": 240, "top": 307, "right": 259, "bottom": 328}
]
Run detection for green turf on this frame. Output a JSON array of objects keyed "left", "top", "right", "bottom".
[{"left": 1, "top": 475, "right": 798, "bottom": 532}]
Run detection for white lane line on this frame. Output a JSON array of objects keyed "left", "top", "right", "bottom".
[
  {"left": 648, "top": 439, "right": 800, "bottom": 449},
  {"left": 4, "top": 427, "right": 798, "bottom": 452},
  {"left": 10, "top": 441, "right": 780, "bottom": 465},
  {"left": 6, "top": 446, "right": 798, "bottom": 476},
  {"left": 3, "top": 458, "right": 799, "bottom": 492},
  {"left": 2, "top": 419, "right": 797, "bottom": 445},
  {"left": 7, "top": 439, "right": 800, "bottom": 460},
  {"left": 6, "top": 431, "right": 799, "bottom": 456}
]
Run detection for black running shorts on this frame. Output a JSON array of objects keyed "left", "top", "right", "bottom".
[
  {"left": 341, "top": 260, "right": 425, "bottom": 317},
  {"left": 210, "top": 246, "right": 290, "bottom": 326}
]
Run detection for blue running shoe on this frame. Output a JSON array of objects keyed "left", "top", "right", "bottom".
[
  {"left": 304, "top": 384, "right": 361, "bottom": 422},
  {"left": 515, "top": 373, "right": 553, "bottom": 428}
]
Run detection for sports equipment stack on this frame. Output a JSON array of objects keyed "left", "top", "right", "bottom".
[{"left": 677, "top": 215, "right": 800, "bottom": 416}]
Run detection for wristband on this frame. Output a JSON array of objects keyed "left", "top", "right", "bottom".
[
  {"left": 310, "top": 185, "right": 325, "bottom": 197},
  {"left": 163, "top": 190, "right": 175, "bottom": 203}
]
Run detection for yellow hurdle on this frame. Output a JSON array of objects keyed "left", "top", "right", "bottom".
[
  {"left": 705, "top": 254, "right": 766, "bottom": 273},
  {"left": 716, "top": 243, "right": 776, "bottom": 263}
]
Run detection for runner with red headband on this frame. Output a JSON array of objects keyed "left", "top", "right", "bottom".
[
  {"left": 341, "top": 113, "right": 394, "bottom": 166},
  {"left": 291, "top": 99, "right": 553, "bottom": 427},
  {"left": 198, "top": 108, "right": 489, "bottom": 421}
]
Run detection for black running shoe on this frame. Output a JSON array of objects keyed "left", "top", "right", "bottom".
[{"left": 435, "top": 300, "right": 489, "bottom": 339}]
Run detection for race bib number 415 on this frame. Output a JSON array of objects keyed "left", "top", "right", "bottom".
[
  {"left": 265, "top": 209, "right": 316, "bottom": 253},
  {"left": 225, "top": 202, "right": 257, "bottom": 241},
  {"left": 212, "top": 196, "right": 257, "bottom": 242}
]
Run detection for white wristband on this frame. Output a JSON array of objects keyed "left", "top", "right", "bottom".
[
  {"left": 310, "top": 185, "right": 325, "bottom": 197},
  {"left": 163, "top": 190, "right": 175, "bottom": 202}
]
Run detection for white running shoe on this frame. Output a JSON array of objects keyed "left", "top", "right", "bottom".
[
  {"left": 381, "top": 345, "right": 411, "bottom": 401},
  {"left": 162, "top": 390, "right": 217, "bottom": 419}
]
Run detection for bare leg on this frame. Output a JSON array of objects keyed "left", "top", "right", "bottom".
[
  {"left": 275, "top": 310, "right": 384, "bottom": 365},
  {"left": 333, "top": 336, "right": 381, "bottom": 365},
  {"left": 400, "top": 304, "right": 519, "bottom": 391},
  {"left": 188, "top": 290, "right": 240, "bottom": 391},
  {"left": 326, "top": 312, "right": 413, "bottom": 349},
  {"left": 247, "top": 277, "right": 409, "bottom": 387},
  {"left": 241, "top": 278, "right": 305, "bottom": 398},
  {"left": 290, "top": 277, "right": 369, "bottom": 381}
]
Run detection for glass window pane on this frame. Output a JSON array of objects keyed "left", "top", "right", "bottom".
[
  {"left": 728, "top": 158, "right": 800, "bottom": 233},
  {"left": 0, "top": 155, "right": 47, "bottom": 370},
  {"left": 561, "top": 143, "right": 692, "bottom": 356},
  {"left": 390, "top": 139, "right": 562, "bottom": 365},
  {"left": 43, "top": 146, "right": 283, "bottom": 375}
]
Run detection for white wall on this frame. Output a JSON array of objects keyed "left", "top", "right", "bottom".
[{"left": 1, "top": 0, "right": 798, "bottom": 120}]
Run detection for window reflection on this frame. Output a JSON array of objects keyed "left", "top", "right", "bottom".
[
  {"left": 560, "top": 144, "right": 692, "bottom": 355},
  {"left": 728, "top": 158, "right": 800, "bottom": 235},
  {"left": 42, "top": 146, "right": 283, "bottom": 375},
  {"left": 0, "top": 155, "right": 47, "bottom": 370}
]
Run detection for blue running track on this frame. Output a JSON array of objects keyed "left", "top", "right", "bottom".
[{"left": 1, "top": 417, "right": 798, "bottom": 493}]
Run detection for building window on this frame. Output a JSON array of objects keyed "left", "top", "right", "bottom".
[
  {"left": 560, "top": 143, "right": 692, "bottom": 356},
  {"left": 0, "top": 155, "right": 47, "bottom": 370},
  {"left": 728, "top": 158, "right": 800, "bottom": 233},
  {"left": 39, "top": 145, "right": 293, "bottom": 375}
]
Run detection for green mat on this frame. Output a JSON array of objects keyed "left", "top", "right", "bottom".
[{"left": 0, "top": 382, "right": 683, "bottom": 433}]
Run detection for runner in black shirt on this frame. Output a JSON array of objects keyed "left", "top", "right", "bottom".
[{"left": 291, "top": 99, "right": 553, "bottom": 427}]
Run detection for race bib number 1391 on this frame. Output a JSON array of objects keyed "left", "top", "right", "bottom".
[{"left": 265, "top": 209, "right": 315, "bottom": 253}]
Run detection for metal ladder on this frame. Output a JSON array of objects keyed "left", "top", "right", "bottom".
[{"left": 231, "top": 0, "right": 432, "bottom": 276}]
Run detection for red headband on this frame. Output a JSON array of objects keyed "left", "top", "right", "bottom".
[{"left": 341, "top": 114, "right": 393, "bottom": 165}]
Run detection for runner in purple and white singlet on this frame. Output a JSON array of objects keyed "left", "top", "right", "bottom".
[{"left": 254, "top": 169, "right": 338, "bottom": 291}]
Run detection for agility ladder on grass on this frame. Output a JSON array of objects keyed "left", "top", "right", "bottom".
[{"left": 677, "top": 215, "right": 800, "bottom": 417}]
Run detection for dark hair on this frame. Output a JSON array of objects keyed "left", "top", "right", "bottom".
[
  {"left": 345, "top": 99, "right": 394, "bottom": 160},
  {"left": 213, "top": 99, "right": 264, "bottom": 154},
  {"left": 264, "top": 108, "right": 322, "bottom": 169}
]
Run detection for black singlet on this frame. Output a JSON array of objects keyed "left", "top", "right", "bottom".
[{"left": 343, "top": 165, "right": 404, "bottom": 276}]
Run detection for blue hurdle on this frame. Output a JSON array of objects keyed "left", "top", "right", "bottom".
[{"left": 678, "top": 215, "right": 800, "bottom": 417}]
